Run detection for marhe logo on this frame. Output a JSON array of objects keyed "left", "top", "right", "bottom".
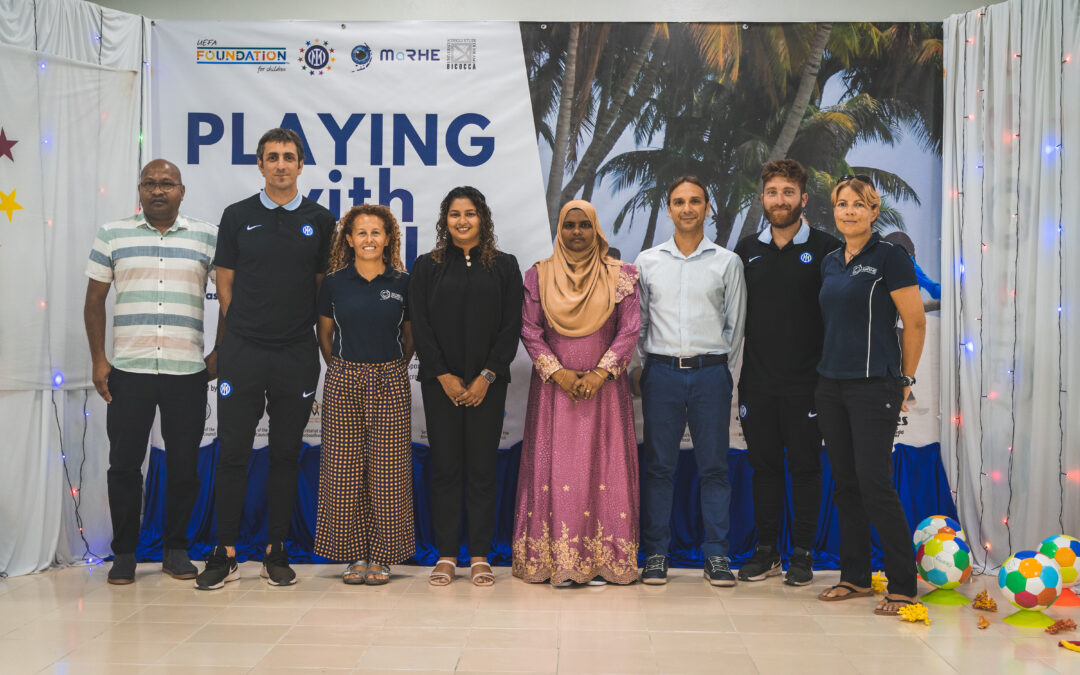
[
  {"left": 196, "top": 46, "right": 288, "bottom": 65},
  {"left": 299, "top": 39, "right": 335, "bottom": 75},
  {"left": 379, "top": 47, "right": 441, "bottom": 62}
]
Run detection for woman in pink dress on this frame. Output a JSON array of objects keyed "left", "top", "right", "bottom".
[{"left": 512, "top": 199, "right": 641, "bottom": 586}]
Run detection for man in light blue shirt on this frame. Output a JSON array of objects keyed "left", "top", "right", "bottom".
[{"left": 635, "top": 176, "right": 746, "bottom": 586}]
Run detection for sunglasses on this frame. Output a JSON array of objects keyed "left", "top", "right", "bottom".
[{"left": 839, "top": 174, "right": 872, "bottom": 184}]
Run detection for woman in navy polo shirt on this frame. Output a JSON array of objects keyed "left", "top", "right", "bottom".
[
  {"left": 814, "top": 176, "right": 926, "bottom": 615},
  {"left": 314, "top": 204, "right": 414, "bottom": 585}
]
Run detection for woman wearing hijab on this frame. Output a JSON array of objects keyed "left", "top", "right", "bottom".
[{"left": 512, "top": 200, "right": 641, "bottom": 586}]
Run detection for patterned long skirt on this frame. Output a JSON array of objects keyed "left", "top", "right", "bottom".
[{"left": 314, "top": 357, "right": 414, "bottom": 564}]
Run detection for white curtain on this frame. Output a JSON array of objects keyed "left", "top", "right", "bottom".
[
  {"left": 0, "top": 0, "right": 149, "bottom": 576},
  {"left": 942, "top": 0, "right": 1080, "bottom": 570}
]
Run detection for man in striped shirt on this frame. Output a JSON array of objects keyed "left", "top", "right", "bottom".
[{"left": 84, "top": 159, "right": 217, "bottom": 585}]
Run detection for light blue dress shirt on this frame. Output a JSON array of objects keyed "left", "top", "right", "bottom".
[{"left": 635, "top": 235, "right": 746, "bottom": 361}]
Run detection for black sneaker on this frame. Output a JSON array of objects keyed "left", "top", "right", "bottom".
[
  {"left": 261, "top": 541, "right": 297, "bottom": 586},
  {"left": 641, "top": 554, "right": 668, "bottom": 585},
  {"left": 784, "top": 547, "right": 814, "bottom": 586},
  {"left": 704, "top": 555, "right": 737, "bottom": 586},
  {"left": 738, "top": 544, "right": 782, "bottom": 582},
  {"left": 107, "top": 553, "right": 136, "bottom": 585},
  {"left": 195, "top": 545, "right": 238, "bottom": 590},
  {"left": 162, "top": 548, "right": 197, "bottom": 580}
]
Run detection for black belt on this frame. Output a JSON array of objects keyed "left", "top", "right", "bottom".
[{"left": 647, "top": 353, "right": 728, "bottom": 369}]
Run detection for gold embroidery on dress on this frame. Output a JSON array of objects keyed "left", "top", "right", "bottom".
[
  {"left": 614, "top": 266, "right": 639, "bottom": 303},
  {"left": 534, "top": 353, "right": 562, "bottom": 381},
  {"left": 511, "top": 518, "right": 639, "bottom": 584}
]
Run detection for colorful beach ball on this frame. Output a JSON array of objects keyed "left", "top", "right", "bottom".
[
  {"left": 913, "top": 515, "right": 966, "bottom": 551},
  {"left": 998, "top": 551, "right": 1062, "bottom": 610},
  {"left": 1038, "top": 535, "right": 1080, "bottom": 588},
  {"left": 916, "top": 533, "right": 972, "bottom": 589}
]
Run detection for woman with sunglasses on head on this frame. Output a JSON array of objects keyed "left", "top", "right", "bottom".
[
  {"left": 512, "top": 200, "right": 641, "bottom": 587},
  {"left": 409, "top": 186, "right": 523, "bottom": 587},
  {"left": 314, "top": 204, "right": 414, "bottom": 586},
  {"left": 814, "top": 175, "right": 926, "bottom": 615}
]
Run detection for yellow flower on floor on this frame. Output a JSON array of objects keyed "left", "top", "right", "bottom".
[
  {"left": 871, "top": 571, "right": 888, "bottom": 593},
  {"left": 898, "top": 602, "right": 931, "bottom": 625}
]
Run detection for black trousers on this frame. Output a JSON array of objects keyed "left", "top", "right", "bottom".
[
  {"left": 106, "top": 368, "right": 207, "bottom": 554},
  {"left": 420, "top": 379, "right": 508, "bottom": 558},
  {"left": 215, "top": 331, "right": 319, "bottom": 547},
  {"left": 738, "top": 388, "right": 822, "bottom": 551},
  {"left": 815, "top": 376, "right": 916, "bottom": 596}
]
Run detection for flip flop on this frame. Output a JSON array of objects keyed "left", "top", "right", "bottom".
[
  {"left": 818, "top": 581, "right": 874, "bottom": 601},
  {"left": 874, "top": 596, "right": 917, "bottom": 615}
]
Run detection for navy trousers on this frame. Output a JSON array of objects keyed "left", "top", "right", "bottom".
[{"left": 641, "top": 359, "right": 733, "bottom": 558}]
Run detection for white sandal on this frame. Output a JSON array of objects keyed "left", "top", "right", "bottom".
[{"left": 470, "top": 560, "right": 495, "bottom": 586}]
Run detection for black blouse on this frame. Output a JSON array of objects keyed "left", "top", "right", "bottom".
[{"left": 409, "top": 245, "right": 524, "bottom": 383}]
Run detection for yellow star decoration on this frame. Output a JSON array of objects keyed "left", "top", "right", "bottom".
[
  {"left": 0, "top": 188, "right": 23, "bottom": 222},
  {"left": 599, "top": 484, "right": 606, "bottom": 490},
  {"left": 620, "top": 512, "right": 626, "bottom": 519},
  {"left": 541, "top": 485, "right": 549, "bottom": 492},
  {"left": 584, "top": 511, "right": 590, "bottom": 517},
  {"left": 562, "top": 485, "right": 570, "bottom": 492},
  {"left": 527, "top": 512, "right": 532, "bottom": 517}
]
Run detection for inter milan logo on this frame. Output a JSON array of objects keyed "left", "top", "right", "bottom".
[
  {"left": 299, "top": 39, "right": 335, "bottom": 75},
  {"left": 219, "top": 381, "right": 233, "bottom": 398},
  {"left": 739, "top": 403, "right": 748, "bottom": 419},
  {"left": 351, "top": 43, "right": 372, "bottom": 71},
  {"left": 800, "top": 251, "right": 813, "bottom": 264},
  {"left": 301, "top": 224, "right": 314, "bottom": 237}
]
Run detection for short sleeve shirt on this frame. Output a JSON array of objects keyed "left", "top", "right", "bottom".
[
  {"left": 818, "top": 233, "right": 918, "bottom": 379},
  {"left": 214, "top": 191, "right": 335, "bottom": 346},
  {"left": 317, "top": 265, "right": 410, "bottom": 363},
  {"left": 85, "top": 213, "right": 217, "bottom": 375}
]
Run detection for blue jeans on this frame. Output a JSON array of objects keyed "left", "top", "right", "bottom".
[{"left": 641, "top": 359, "right": 733, "bottom": 558}]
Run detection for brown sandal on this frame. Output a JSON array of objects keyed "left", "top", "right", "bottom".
[
  {"left": 342, "top": 560, "right": 367, "bottom": 585},
  {"left": 817, "top": 581, "right": 874, "bottom": 601}
]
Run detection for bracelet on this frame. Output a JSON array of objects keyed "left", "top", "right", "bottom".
[{"left": 592, "top": 367, "right": 613, "bottom": 381}]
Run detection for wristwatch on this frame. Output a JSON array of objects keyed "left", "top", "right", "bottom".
[
  {"left": 480, "top": 369, "right": 496, "bottom": 384},
  {"left": 900, "top": 375, "right": 916, "bottom": 387}
]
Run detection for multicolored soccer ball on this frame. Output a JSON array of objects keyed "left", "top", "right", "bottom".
[
  {"left": 998, "top": 551, "right": 1062, "bottom": 610},
  {"left": 916, "top": 533, "right": 972, "bottom": 589},
  {"left": 1038, "top": 535, "right": 1080, "bottom": 589},
  {"left": 913, "top": 515, "right": 966, "bottom": 551}
]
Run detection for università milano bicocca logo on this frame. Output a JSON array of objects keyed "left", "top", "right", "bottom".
[{"left": 299, "top": 38, "right": 335, "bottom": 75}]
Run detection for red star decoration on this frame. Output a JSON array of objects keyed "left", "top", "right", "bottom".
[{"left": 0, "top": 128, "right": 16, "bottom": 162}]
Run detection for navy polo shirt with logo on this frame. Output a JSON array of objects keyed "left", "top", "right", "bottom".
[
  {"left": 734, "top": 221, "right": 842, "bottom": 394},
  {"left": 214, "top": 191, "right": 335, "bottom": 346},
  {"left": 817, "top": 232, "right": 917, "bottom": 379},
  {"left": 317, "top": 265, "right": 410, "bottom": 363}
]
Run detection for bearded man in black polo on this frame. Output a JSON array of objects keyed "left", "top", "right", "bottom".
[{"left": 734, "top": 159, "right": 841, "bottom": 586}]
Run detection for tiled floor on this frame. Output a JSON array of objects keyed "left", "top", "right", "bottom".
[{"left": 0, "top": 563, "right": 1076, "bottom": 674}]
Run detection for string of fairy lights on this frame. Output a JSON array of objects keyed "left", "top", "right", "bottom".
[{"left": 955, "top": 0, "right": 1076, "bottom": 572}]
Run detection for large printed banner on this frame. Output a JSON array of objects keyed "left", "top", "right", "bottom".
[
  {"left": 152, "top": 21, "right": 552, "bottom": 447},
  {"left": 151, "top": 20, "right": 942, "bottom": 451}
]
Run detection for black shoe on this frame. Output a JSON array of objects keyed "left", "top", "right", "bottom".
[
  {"left": 195, "top": 545, "right": 238, "bottom": 590},
  {"left": 704, "top": 555, "right": 737, "bottom": 587},
  {"left": 641, "top": 554, "right": 668, "bottom": 585},
  {"left": 261, "top": 541, "right": 297, "bottom": 586},
  {"left": 108, "top": 553, "right": 136, "bottom": 585},
  {"left": 738, "top": 544, "right": 782, "bottom": 582},
  {"left": 784, "top": 547, "right": 814, "bottom": 586},
  {"left": 162, "top": 548, "right": 197, "bottom": 580}
]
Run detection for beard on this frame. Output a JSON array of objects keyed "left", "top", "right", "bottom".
[{"left": 765, "top": 204, "right": 803, "bottom": 228}]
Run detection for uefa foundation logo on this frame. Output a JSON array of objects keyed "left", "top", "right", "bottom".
[
  {"left": 446, "top": 39, "right": 476, "bottom": 70},
  {"left": 299, "top": 39, "right": 335, "bottom": 75},
  {"left": 351, "top": 43, "right": 373, "bottom": 71}
]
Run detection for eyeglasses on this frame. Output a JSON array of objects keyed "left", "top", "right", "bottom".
[
  {"left": 139, "top": 181, "right": 182, "bottom": 193},
  {"left": 838, "top": 174, "right": 872, "bottom": 184}
]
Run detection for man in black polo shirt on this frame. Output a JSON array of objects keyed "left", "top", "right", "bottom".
[
  {"left": 196, "top": 128, "right": 335, "bottom": 590},
  {"left": 733, "top": 159, "right": 841, "bottom": 586}
]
